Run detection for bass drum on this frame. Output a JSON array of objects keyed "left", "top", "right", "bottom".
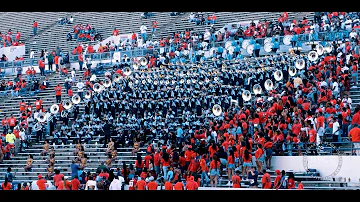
[
  {"left": 246, "top": 44, "right": 254, "bottom": 55},
  {"left": 264, "top": 37, "right": 273, "bottom": 44},
  {"left": 264, "top": 42, "right": 274, "bottom": 53},
  {"left": 283, "top": 35, "right": 292, "bottom": 46},
  {"left": 241, "top": 39, "right": 250, "bottom": 49}
]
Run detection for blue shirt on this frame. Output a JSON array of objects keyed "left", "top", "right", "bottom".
[
  {"left": 71, "top": 163, "right": 81, "bottom": 177},
  {"left": 254, "top": 43, "right": 261, "bottom": 50},
  {"left": 177, "top": 128, "right": 183, "bottom": 138}
]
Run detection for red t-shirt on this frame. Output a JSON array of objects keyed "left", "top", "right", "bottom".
[
  {"left": 53, "top": 174, "right": 64, "bottom": 186},
  {"left": 71, "top": 178, "right": 80, "bottom": 190},
  {"left": 136, "top": 180, "right": 146, "bottom": 190}
]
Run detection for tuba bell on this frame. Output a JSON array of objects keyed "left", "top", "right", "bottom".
[
  {"left": 264, "top": 79, "right": 274, "bottom": 91},
  {"left": 103, "top": 78, "right": 112, "bottom": 88},
  {"left": 274, "top": 70, "right": 283, "bottom": 81},
  {"left": 93, "top": 83, "right": 102, "bottom": 93},
  {"left": 123, "top": 67, "right": 132, "bottom": 76},
  {"left": 212, "top": 104, "right": 222, "bottom": 116},
  {"left": 253, "top": 84, "right": 262, "bottom": 95},
  {"left": 113, "top": 73, "right": 121, "bottom": 83},
  {"left": 139, "top": 57, "right": 148, "bottom": 66},
  {"left": 85, "top": 91, "right": 92, "bottom": 99},
  {"left": 61, "top": 110, "right": 68, "bottom": 118},
  {"left": 62, "top": 99, "right": 73, "bottom": 110},
  {"left": 324, "top": 42, "right": 333, "bottom": 53},
  {"left": 132, "top": 63, "right": 139, "bottom": 70},
  {"left": 36, "top": 112, "right": 46, "bottom": 123},
  {"left": 72, "top": 94, "right": 81, "bottom": 105},
  {"left": 289, "top": 66, "right": 297, "bottom": 76},
  {"left": 242, "top": 90, "right": 252, "bottom": 102},
  {"left": 33, "top": 122, "right": 42, "bottom": 131},
  {"left": 307, "top": 50, "right": 318, "bottom": 62},
  {"left": 295, "top": 58, "right": 306, "bottom": 69},
  {"left": 316, "top": 44, "right": 324, "bottom": 55},
  {"left": 50, "top": 104, "right": 59, "bottom": 114}
]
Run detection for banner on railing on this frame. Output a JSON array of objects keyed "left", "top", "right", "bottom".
[
  {"left": 93, "top": 33, "right": 131, "bottom": 52},
  {"left": 0, "top": 45, "right": 25, "bottom": 61}
]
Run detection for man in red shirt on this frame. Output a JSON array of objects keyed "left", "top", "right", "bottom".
[
  {"left": 53, "top": 169, "right": 64, "bottom": 188},
  {"left": 35, "top": 97, "right": 43, "bottom": 110},
  {"left": 33, "top": 20, "right": 38, "bottom": 36},
  {"left": 261, "top": 169, "right": 272, "bottom": 189},
  {"left": 8, "top": 115, "right": 17, "bottom": 131},
  {"left": 135, "top": 176, "right": 146, "bottom": 190},
  {"left": 232, "top": 170, "right": 241, "bottom": 188},
  {"left": 112, "top": 28, "right": 119, "bottom": 36},
  {"left": 185, "top": 176, "right": 198, "bottom": 190},
  {"left": 38, "top": 58, "right": 45, "bottom": 76},
  {"left": 349, "top": 123, "right": 360, "bottom": 156},
  {"left": 147, "top": 176, "right": 158, "bottom": 190},
  {"left": 36, "top": 174, "right": 48, "bottom": 190},
  {"left": 54, "top": 83, "right": 62, "bottom": 103},
  {"left": 71, "top": 175, "right": 81, "bottom": 190}
]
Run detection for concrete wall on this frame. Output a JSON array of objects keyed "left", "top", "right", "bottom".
[{"left": 271, "top": 156, "right": 360, "bottom": 182}]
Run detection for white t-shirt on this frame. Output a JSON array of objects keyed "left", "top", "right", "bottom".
[
  {"left": 85, "top": 180, "right": 97, "bottom": 190},
  {"left": 350, "top": 31, "right": 358, "bottom": 39},
  {"left": 109, "top": 177, "right": 124, "bottom": 190},
  {"left": 140, "top": 25, "right": 147, "bottom": 34},
  {"left": 76, "top": 82, "right": 84, "bottom": 92},
  {"left": 332, "top": 81, "right": 339, "bottom": 92},
  {"left": 332, "top": 121, "right": 340, "bottom": 135}
]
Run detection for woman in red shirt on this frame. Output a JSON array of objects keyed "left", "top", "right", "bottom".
[
  {"left": 242, "top": 149, "right": 252, "bottom": 178},
  {"left": 160, "top": 152, "right": 171, "bottom": 181},
  {"left": 287, "top": 172, "right": 296, "bottom": 189},
  {"left": 255, "top": 144, "right": 265, "bottom": 173},
  {"left": 134, "top": 153, "right": 144, "bottom": 175},
  {"left": 1, "top": 177, "right": 12, "bottom": 190},
  {"left": 209, "top": 155, "right": 220, "bottom": 187},
  {"left": 226, "top": 149, "right": 235, "bottom": 185}
]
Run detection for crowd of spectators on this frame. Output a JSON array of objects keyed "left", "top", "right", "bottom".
[{"left": 1, "top": 12, "right": 360, "bottom": 190}]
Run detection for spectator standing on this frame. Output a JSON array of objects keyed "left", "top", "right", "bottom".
[
  {"left": 140, "top": 23, "right": 147, "bottom": 42},
  {"left": 152, "top": 21, "right": 158, "bottom": 37},
  {"left": 349, "top": 123, "right": 360, "bottom": 155},
  {"left": 38, "top": 58, "right": 45, "bottom": 76},
  {"left": 47, "top": 52, "right": 54, "bottom": 71},
  {"left": 33, "top": 20, "right": 38, "bottom": 36}
]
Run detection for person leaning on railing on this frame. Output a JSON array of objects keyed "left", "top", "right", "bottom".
[{"left": 349, "top": 123, "right": 360, "bottom": 156}]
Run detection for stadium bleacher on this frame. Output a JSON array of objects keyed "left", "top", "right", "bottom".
[{"left": 0, "top": 11, "right": 360, "bottom": 191}]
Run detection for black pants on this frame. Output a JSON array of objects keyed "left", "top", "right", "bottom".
[
  {"left": 48, "top": 62, "right": 53, "bottom": 71},
  {"left": 254, "top": 49, "right": 260, "bottom": 57},
  {"left": 56, "top": 95, "right": 61, "bottom": 103},
  {"left": 36, "top": 130, "right": 43, "bottom": 142},
  {"left": 40, "top": 68, "right": 45, "bottom": 76},
  {"left": 271, "top": 48, "right": 278, "bottom": 53}
]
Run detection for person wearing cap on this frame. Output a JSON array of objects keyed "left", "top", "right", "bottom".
[
  {"left": 185, "top": 176, "right": 198, "bottom": 190},
  {"left": 261, "top": 169, "right": 272, "bottom": 189},
  {"left": 135, "top": 175, "right": 146, "bottom": 190},
  {"left": 36, "top": 174, "right": 48, "bottom": 190},
  {"left": 146, "top": 176, "right": 158, "bottom": 190},
  {"left": 109, "top": 175, "right": 124, "bottom": 190},
  {"left": 57, "top": 176, "right": 71, "bottom": 190}
]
